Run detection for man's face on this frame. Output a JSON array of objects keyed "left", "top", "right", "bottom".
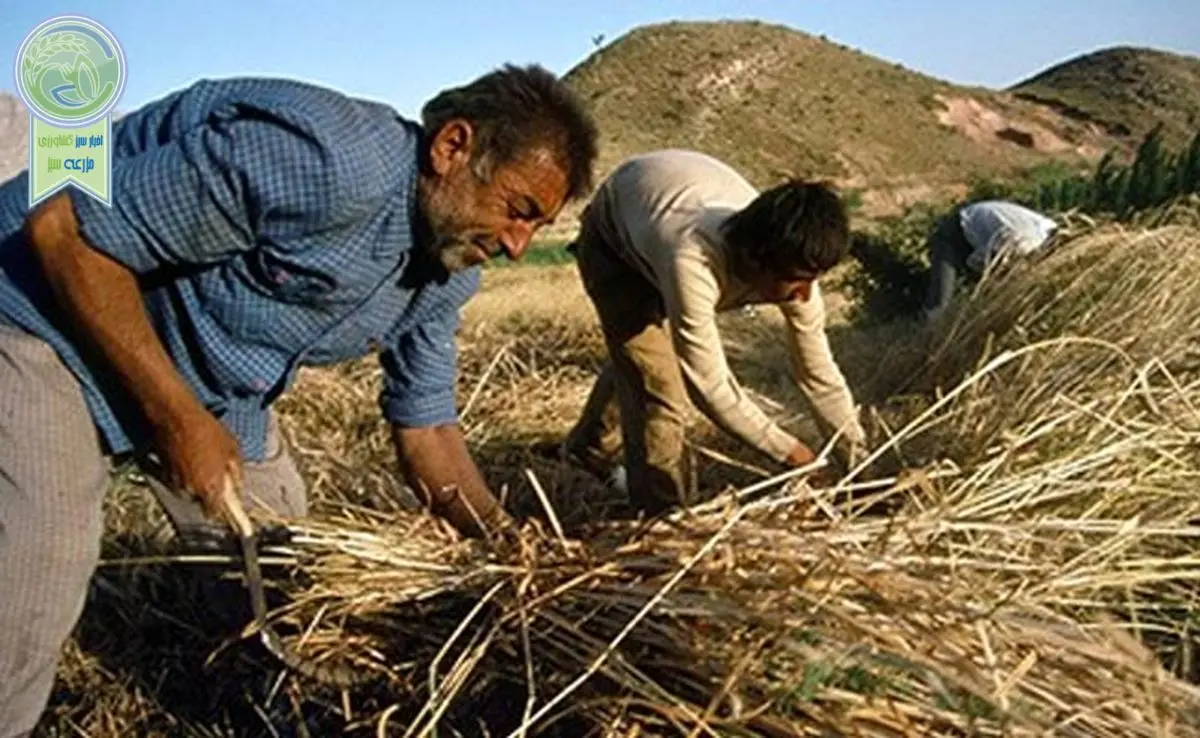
[{"left": 418, "top": 120, "right": 569, "bottom": 272}]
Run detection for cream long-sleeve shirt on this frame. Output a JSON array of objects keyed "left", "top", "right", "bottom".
[{"left": 585, "top": 149, "right": 866, "bottom": 464}]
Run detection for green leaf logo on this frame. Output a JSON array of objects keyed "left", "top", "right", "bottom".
[
  {"left": 17, "top": 16, "right": 124, "bottom": 209},
  {"left": 15, "top": 16, "right": 126, "bottom": 127}
]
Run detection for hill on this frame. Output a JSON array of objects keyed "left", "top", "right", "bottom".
[
  {"left": 1011, "top": 46, "right": 1200, "bottom": 147},
  {"left": 0, "top": 92, "right": 29, "bottom": 183},
  {"left": 561, "top": 21, "right": 1174, "bottom": 217}
]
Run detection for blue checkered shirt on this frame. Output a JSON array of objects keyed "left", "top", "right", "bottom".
[{"left": 0, "top": 77, "right": 480, "bottom": 461}]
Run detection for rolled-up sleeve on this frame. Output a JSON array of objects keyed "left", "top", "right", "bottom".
[
  {"left": 378, "top": 312, "right": 462, "bottom": 428},
  {"left": 66, "top": 103, "right": 343, "bottom": 274},
  {"left": 378, "top": 270, "right": 480, "bottom": 428}
]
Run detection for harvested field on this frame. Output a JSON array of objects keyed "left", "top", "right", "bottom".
[{"left": 36, "top": 200, "right": 1200, "bottom": 737}]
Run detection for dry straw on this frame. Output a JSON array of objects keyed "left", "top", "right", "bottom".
[{"left": 235, "top": 199, "right": 1200, "bottom": 736}]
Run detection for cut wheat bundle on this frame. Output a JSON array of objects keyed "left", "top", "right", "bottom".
[
  {"left": 250, "top": 351, "right": 1200, "bottom": 737},
  {"left": 217, "top": 209, "right": 1200, "bottom": 737}
]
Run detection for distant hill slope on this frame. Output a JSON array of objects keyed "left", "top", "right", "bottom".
[
  {"left": 1011, "top": 46, "right": 1200, "bottom": 147},
  {"left": 562, "top": 20, "right": 1120, "bottom": 215},
  {"left": 0, "top": 92, "right": 30, "bottom": 184}
]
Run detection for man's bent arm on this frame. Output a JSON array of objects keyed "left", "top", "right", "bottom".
[
  {"left": 778, "top": 283, "right": 866, "bottom": 465},
  {"left": 25, "top": 194, "right": 209, "bottom": 434},
  {"left": 377, "top": 272, "right": 509, "bottom": 540},
  {"left": 660, "top": 248, "right": 800, "bottom": 464},
  {"left": 391, "top": 423, "right": 512, "bottom": 540}
]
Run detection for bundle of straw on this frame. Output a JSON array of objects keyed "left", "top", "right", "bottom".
[
  {"left": 260, "top": 409, "right": 1200, "bottom": 737},
  {"left": 243, "top": 212, "right": 1200, "bottom": 737}
]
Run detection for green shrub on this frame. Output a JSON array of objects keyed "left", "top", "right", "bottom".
[{"left": 967, "top": 126, "right": 1200, "bottom": 218}]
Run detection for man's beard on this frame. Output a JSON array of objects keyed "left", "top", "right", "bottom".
[
  {"left": 418, "top": 178, "right": 487, "bottom": 273},
  {"left": 426, "top": 231, "right": 479, "bottom": 273}
]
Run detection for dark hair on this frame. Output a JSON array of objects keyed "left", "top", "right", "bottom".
[
  {"left": 420, "top": 64, "right": 599, "bottom": 201},
  {"left": 721, "top": 179, "right": 850, "bottom": 278}
]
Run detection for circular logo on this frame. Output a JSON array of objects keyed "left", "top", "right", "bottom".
[{"left": 14, "top": 15, "right": 126, "bottom": 128}]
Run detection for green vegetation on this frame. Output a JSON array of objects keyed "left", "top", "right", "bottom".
[
  {"left": 485, "top": 241, "right": 576, "bottom": 270},
  {"left": 842, "top": 206, "right": 937, "bottom": 322},
  {"left": 968, "top": 126, "right": 1200, "bottom": 217}
]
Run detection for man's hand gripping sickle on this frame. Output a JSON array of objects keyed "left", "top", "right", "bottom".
[{"left": 211, "top": 473, "right": 372, "bottom": 688}]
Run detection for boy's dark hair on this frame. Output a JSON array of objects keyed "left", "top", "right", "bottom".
[
  {"left": 421, "top": 64, "right": 599, "bottom": 201},
  {"left": 722, "top": 179, "right": 851, "bottom": 277}
]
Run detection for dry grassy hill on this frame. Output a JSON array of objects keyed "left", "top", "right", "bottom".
[
  {"left": 1012, "top": 45, "right": 1200, "bottom": 147},
  {"left": 561, "top": 20, "right": 1193, "bottom": 219}
]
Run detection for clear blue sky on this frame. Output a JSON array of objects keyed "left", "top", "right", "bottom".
[{"left": 1, "top": 1, "right": 1196, "bottom": 119}]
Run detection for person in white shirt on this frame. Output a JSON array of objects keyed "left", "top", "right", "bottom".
[
  {"left": 543, "top": 150, "right": 866, "bottom": 515},
  {"left": 922, "top": 200, "right": 1058, "bottom": 320}
]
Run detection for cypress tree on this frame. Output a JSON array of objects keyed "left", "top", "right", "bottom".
[
  {"left": 1128, "top": 124, "right": 1165, "bottom": 210},
  {"left": 1184, "top": 129, "right": 1200, "bottom": 194},
  {"left": 1090, "top": 150, "right": 1118, "bottom": 212}
]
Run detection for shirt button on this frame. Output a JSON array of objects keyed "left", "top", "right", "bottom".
[{"left": 250, "top": 378, "right": 269, "bottom": 392}]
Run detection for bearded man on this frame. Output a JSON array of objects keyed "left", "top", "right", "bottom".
[{"left": 0, "top": 64, "right": 597, "bottom": 736}]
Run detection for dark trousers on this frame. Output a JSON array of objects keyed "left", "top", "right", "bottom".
[{"left": 922, "top": 209, "right": 973, "bottom": 319}]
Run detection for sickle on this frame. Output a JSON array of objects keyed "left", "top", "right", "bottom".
[{"left": 214, "top": 475, "right": 374, "bottom": 689}]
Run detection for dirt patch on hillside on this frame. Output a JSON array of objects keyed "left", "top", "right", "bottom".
[
  {"left": 695, "top": 51, "right": 781, "bottom": 101},
  {"left": 691, "top": 51, "right": 785, "bottom": 139},
  {"left": 934, "top": 93, "right": 1100, "bottom": 157}
]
